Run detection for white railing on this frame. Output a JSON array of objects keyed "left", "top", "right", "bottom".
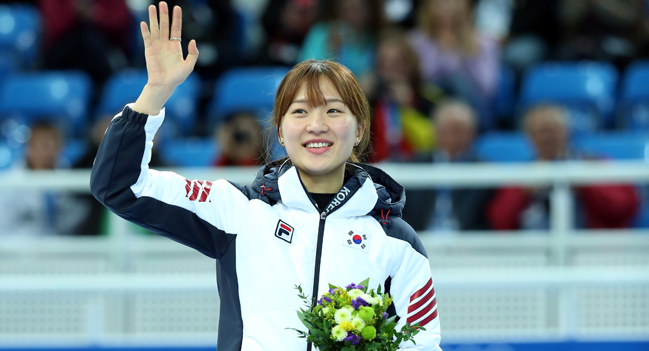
[{"left": 0, "top": 161, "right": 648, "bottom": 345}]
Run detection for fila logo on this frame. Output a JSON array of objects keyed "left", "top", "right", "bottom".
[
  {"left": 342, "top": 230, "right": 370, "bottom": 253},
  {"left": 325, "top": 186, "right": 351, "bottom": 214},
  {"left": 275, "top": 220, "right": 294, "bottom": 244},
  {"left": 185, "top": 179, "right": 212, "bottom": 202}
]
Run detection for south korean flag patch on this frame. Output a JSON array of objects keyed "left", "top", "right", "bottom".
[{"left": 343, "top": 230, "right": 370, "bottom": 253}]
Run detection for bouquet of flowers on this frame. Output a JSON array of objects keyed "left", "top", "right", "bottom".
[{"left": 289, "top": 278, "right": 423, "bottom": 351}]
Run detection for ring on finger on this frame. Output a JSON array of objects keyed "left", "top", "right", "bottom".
[{"left": 170, "top": 37, "right": 182, "bottom": 41}]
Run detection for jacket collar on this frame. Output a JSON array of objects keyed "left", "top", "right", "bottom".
[
  {"left": 277, "top": 165, "right": 377, "bottom": 218},
  {"left": 250, "top": 161, "right": 405, "bottom": 219}
]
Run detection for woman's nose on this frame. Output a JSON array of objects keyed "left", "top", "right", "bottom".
[{"left": 306, "top": 112, "right": 328, "bottom": 133}]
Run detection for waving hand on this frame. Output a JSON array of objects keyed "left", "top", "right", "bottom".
[{"left": 132, "top": 2, "right": 199, "bottom": 115}]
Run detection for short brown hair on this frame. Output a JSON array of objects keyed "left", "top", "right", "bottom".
[
  {"left": 522, "top": 104, "right": 568, "bottom": 133},
  {"left": 271, "top": 60, "right": 371, "bottom": 163}
]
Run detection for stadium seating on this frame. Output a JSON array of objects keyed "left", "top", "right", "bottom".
[
  {"left": 519, "top": 61, "right": 618, "bottom": 132},
  {"left": 0, "top": 71, "right": 93, "bottom": 137},
  {"left": 494, "top": 65, "right": 516, "bottom": 121},
  {"left": 620, "top": 60, "right": 649, "bottom": 129},
  {"left": 59, "top": 139, "right": 87, "bottom": 167},
  {"left": 208, "top": 66, "right": 290, "bottom": 127},
  {"left": 97, "top": 69, "right": 201, "bottom": 137},
  {"left": 0, "top": 51, "right": 16, "bottom": 79},
  {"left": 159, "top": 138, "right": 217, "bottom": 167},
  {"left": 0, "top": 5, "right": 40, "bottom": 69},
  {"left": 0, "top": 140, "right": 20, "bottom": 170},
  {"left": 572, "top": 132, "right": 649, "bottom": 160},
  {"left": 475, "top": 132, "right": 535, "bottom": 162}
]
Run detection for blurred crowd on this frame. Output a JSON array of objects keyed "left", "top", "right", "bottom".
[{"left": 1, "top": 0, "right": 649, "bottom": 236}]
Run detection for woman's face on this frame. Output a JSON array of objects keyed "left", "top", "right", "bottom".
[{"left": 280, "top": 78, "right": 362, "bottom": 179}]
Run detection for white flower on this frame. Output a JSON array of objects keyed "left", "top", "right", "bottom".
[
  {"left": 322, "top": 307, "right": 330, "bottom": 315},
  {"left": 348, "top": 289, "right": 364, "bottom": 299},
  {"left": 351, "top": 317, "right": 366, "bottom": 332},
  {"left": 343, "top": 305, "right": 355, "bottom": 313},
  {"left": 334, "top": 308, "right": 352, "bottom": 324},
  {"left": 374, "top": 295, "right": 383, "bottom": 306},
  {"left": 361, "top": 293, "right": 376, "bottom": 305},
  {"left": 331, "top": 325, "right": 347, "bottom": 341}
]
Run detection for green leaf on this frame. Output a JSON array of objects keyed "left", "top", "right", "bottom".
[
  {"left": 359, "top": 278, "right": 370, "bottom": 292},
  {"left": 329, "top": 283, "right": 337, "bottom": 290},
  {"left": 314, "top": 329, "right": 329, "bottom": 338},
  {"left": 384, "top": 315, "right": 397, "bottom": 325}
]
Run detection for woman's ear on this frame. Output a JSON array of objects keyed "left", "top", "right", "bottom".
[
  {"left": 277, "top": 128, "right": 284, "bottom": 146},
  {"left": 357, "top": 122, "right": 366, "bottom": 141}
]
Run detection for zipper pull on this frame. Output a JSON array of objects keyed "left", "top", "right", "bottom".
[{"left": 321, "top": 212, "right": 326, "bottom": 220}]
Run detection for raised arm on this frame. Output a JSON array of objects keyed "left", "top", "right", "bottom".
[{"left": 90, "top": 3, "right": 250, "bottom": 259}]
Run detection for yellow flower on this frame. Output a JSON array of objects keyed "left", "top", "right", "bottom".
[{"left": 339, "top": 321, "right": 354, "bottom": 331}]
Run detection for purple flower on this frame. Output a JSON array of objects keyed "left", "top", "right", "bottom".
[
  {"left": 345, "top": 283, "right": 365, "bottom": 290},
  {"left": 318, "top": 296, "right": 332, "bottom": 305},
  {"left": 344, "top": 332, "right": 361, "bottom": 346},
  {"left": 351, "top": 296, "right": 369, "bottom": 309},
  {"left": 329, "top": 288, "right": 337, "bottom": 295},
  {"left": 382, "top": 312, "right": 388, "bottom": 320}
]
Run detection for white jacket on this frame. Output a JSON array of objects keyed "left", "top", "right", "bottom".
[{"left": 90, "top": 105, "right": 442, "bottom": 351}]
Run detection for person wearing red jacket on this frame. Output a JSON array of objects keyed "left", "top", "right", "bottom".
[
  {"left": 39, "top": 0, "right": 132, "bottom": 84},
  {"left": 487, "top": 104, "right": 639, "bottom": 230}
]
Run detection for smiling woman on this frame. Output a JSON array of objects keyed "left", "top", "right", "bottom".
[
  {"left": 273, "top": 60, "right": 371, "bottom": 193},
  {"left": 89, "top": 3, "right": 441, "bottom": 350}
]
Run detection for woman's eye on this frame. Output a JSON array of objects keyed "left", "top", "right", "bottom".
[
  {"left": 328, "top": 108, "right": 342, "bottom": 113},
  {"left": 292, "top": 109, "right": 307, "bottom": 114}
]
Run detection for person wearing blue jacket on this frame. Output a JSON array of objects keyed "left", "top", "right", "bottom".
[{"left": 90, "top": 2, "right": 441, "bottom": 350}]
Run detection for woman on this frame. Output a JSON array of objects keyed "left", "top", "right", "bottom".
[
  {"left": 90, "top": 3, "right": 441, "bottom": 350},
  {"left": 408, "top": 0, "right": 500, "bottom": 130},
  {"left": 368, "top": 29, "right": 440, "bottom": 162}
]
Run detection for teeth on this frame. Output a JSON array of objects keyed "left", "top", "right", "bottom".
[{"left": 306, "top": 142, "right": 332, "bottom": 148}]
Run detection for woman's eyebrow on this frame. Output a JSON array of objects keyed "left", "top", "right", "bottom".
[{"left": 291, "top": 98, "right": 344, "bottom": 104}]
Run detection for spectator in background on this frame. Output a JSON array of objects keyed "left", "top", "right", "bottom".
[
  {"left": 402, "top": 100, "right": 494, "bottom": 232},
  {"left": 38, "top": 0, "right": 132, "bottom": 84},
  {"left": 298, "top": 0, "right": 383, "bottom": 79},
  {"left": 487, "top": 105, "right": 640, "bottom": 230},
  {"left": 161, "top": 0, "right": 241, "bottom": 80},
  {"left": 559, "top": 0, "right": 645, "bottom": 69},
  {"left": 408, "top": 0, "right": 500, "bottom": 131},
  {"left": 0, "top": 121, "right": 82, "bottom": 236},
  {"left": 212, "top": 112, "right": 263, "bottom": 167},
  {"left": 258, "top": 0, "right": 320, "bottom": 66},
  {"left": 71, "top": 116, "right": 167, "bottom": 235},
  {"left": 368, "top": 29, "right": 440, "bottom": 162}
]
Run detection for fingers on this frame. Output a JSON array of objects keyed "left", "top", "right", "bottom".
[
  {"left": 159, "top": 1, "right": 170, "bottom": 41},
  {"left": 140, "top": 21, "right": 152, "bottom": 48},
  {"left": 185, "top": 39, "right": 199, "bottom": 69},
  {"left": 148, "top": 4, "right": 159, "bottom": 41},
  {"left": 170, "top": 5, "right": 182, "bottom": 40}
]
